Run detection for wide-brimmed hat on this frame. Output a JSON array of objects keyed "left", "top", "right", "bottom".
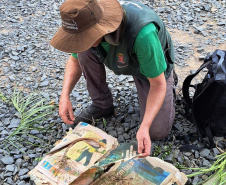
[{"left": 50, "top": 0, "right": 123, "bottom": 53}]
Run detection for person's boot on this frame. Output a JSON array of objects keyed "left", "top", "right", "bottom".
[{"left": 74, "top": 104, "right": 114, "bottom": 124}]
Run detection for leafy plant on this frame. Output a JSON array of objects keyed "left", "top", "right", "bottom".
[
  {"left": 186, "top": 151, "right": 226, "bottom": 185},
  {"left": 102, "top": 118, "right": 107, "bottom": 128},
  {"left": 0, "top": 89, "right": 57, "bottom": 152},
  {"left": 153, "top": 144, "right": 173, "bottom": 160},
  {"left": 91, "top": 117, "right": 107, "bottom": 128}
]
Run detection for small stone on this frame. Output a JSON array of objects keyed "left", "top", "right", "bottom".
[
  {"left": 213, "top": 148, "right": 220, "bottom": 156},
  {"left": 1, "top": 156, "right": 14, "bottom": 165},
  {"left": 8, "top": 119, "right": 21, "bottom": 128},
  {"left": 72, "top": 91, "right": 79, "bottom": 98},
  {"left": 164, "top": 153, "right": 174, "bottom": 163},
  {"left": 128, "top": 105, "right": 134, "bottom": 114},
  {"left": 28, "top": 154, "right": 36, "bottom": 159},
  {"left": 123, "top": 133, "right": 130, "bottom": 140},
  {"left": 203, "top": 159, "right": 210, "bottom": 166},
  {"left": 18, "top": 168, "right": 29, "bottom": 176},
  {"left": 118, "top": 135, "right": 125, "bottom": 143},
  {"left": 106, "top": 127, "right": 114, "bottom": 132},
  {"left": 6, "top": 164, "right": 15, "bottom": 172},
  {"left": 177, "top": 156, "right": 183, "bottom": 164},
  {"left": 203, "top": 4, "right": 211, "bottom": 11},
  {"left": 14, "top": 155, "right": 23, "bottom": 159},
  {"left": 4, "top": 172, "right": 13, "bottom": 177},
  {"left": 185, "top": 16, "right": 193, "bottom": 22},
  {"left": 195, "top": 151, "right": 199, "bottom": 158},
  {"left": 39, "top": 80, "right": 49, "bottom": 87},
  {"left": 118, "top": 75, "right": 128, "bottom": 81},
  {"left": 158, "top": 8, "right": 165, "bottom": 13},
  {"left": 199, "top": 55, "right": 206, "bottom": 60},
  {"left": 197, "top": 48, "right": 204, "bottom": 53},
  {"left": 108, "top": 130, "right": 117, "bottom": 138},
  {"left": 15, "top": 158, "right": 22, "bottom": 168},
  {"left": 116, "top": 127, "right": 124, "bottom": 135},
  {"left": 123, "top": 122, "right": 130, "bottom": 128},
  {"left": 13, "top": 166, "right": 18, "bottom": 175},
  {"left": 30, "top": 130, "right": 39, "bottom": 135},
  {"left": 33, "top": 160, "right": 38, "bottom": 166},
  {"left": 40, "top": 74, "right": 47, "bottom": 81},
  {"left": 184, "top": 152, "right": 192, "bottom": 157},
  {"left": 10, "top": 55, "right": 19, "bottom": 61},
  {"left": 23, "top": 155, "right": 30, "bottom": 161},
  {"left": 193, "top": 176, "right": 200, "bottom": 184},
  {"left": 174, "top": 121, "right": 183, "bottom": 132},
  {"left": 173, "top": 149, "right": 180, "bottom": 159},
  {"left": 217, "top": 21, "right": 225, "bottom": 26},
  {"left": 18, "top": 181, "right": 26, "bottom": 185},
  {"left": 1, "top": 130, "right": 8, "bottom": 136},
  {"left": 32, "top": 67, "right": 37, "bottom": 72},
  {"left": 6, "top": 177, "right": 13, "bottom": 184},
  {"left": 20, "top": 174, "right": 30, "bottom": 180},
  {"left": 12, "top": 51, "right": 19, "bottom": 56},
  {"left": 200, "top": 149, "right": 210, "bottom": 157},
  {"left": 8, "top": 76, "right": 15, "bottom": 82}
]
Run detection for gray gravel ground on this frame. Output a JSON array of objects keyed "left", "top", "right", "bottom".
[{"left": 0, "top": 0, "right": 225, "bottom": 184}]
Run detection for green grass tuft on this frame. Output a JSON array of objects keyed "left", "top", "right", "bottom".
[
  {"left": 0, "top": 89, "right": 58, "bottom": 152},
  {"left": 185, "top": 151, "right": 226, "bottom": 185}
]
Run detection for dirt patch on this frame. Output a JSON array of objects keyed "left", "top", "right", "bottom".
[{"left": 170, "top": 27, "right": 226, "bottom": 87}]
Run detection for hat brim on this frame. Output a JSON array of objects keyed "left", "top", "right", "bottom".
[{"left": 50, "top": 0, "right": 123, "bottom": 53}]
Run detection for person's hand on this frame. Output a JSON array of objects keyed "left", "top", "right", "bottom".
[
  {"left": 59, "top": 95, "right": 75, "bottom": 124},
  {"left": 136, "top": 125, "right": 151, "bottom": 157}
]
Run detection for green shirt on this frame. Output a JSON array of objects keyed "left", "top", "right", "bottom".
[{"left": 72, "top": 23, "right": 166, "bottom": 78}]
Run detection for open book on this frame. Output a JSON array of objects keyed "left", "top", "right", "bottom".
[{"left": 28, "top": 122, "right": 187, "bottom": 185}]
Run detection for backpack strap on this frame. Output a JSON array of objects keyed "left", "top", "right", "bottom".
[
  {"left": 214, "top": 50, "right": 226, "bottom": 82},
  {"left": 182, "top": 60, "right": 212, "bottom": 108},
  {"left": 182, "top": 60, "right": 213, "bottom": 145},
  {"left": 205, "top": 125, "right": 215, "bottom": 147}
]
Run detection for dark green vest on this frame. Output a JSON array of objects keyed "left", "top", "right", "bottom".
[{"left": 93, "top": 0, "right": 174, "bottom": 82}]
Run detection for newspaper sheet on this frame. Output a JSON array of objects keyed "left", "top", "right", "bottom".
[
  {"left": 72, "top": 141, "right": 187, "bottom": 185},
  {"left": 29, "top": 122, "right": 118, "bottom": 185},
  {"left": 29, "top": 123, "right": 187, "bottom": 185}
]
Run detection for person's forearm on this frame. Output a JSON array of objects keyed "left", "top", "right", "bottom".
[
  {"left": 61, "top": 55, "right": 82, "bottom": 97},
  {"left": 141, "top": 74, "right": 166, "bottom": 129}
]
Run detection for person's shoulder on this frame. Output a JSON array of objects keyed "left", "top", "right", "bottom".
[
  {"left": 136, "top": 23, "right": 157, "bottom": 40},
  {"left": 136, "top": 23, "right": 158, "bottom": 41}
]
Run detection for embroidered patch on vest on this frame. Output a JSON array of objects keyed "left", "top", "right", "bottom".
[
  {"left": 117, "top": 53, "right": 125, "bottom": 64},
  {"left": 116, "top": 53, "right": 128, "bottom": 68}
]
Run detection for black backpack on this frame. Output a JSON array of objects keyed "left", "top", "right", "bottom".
[{"left": 182, "top": 49, "right": 226, "bottom": 147}]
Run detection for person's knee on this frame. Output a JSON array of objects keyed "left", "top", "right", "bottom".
[{"left": 150, "top": 129, "right": 170, "bottom": 141}]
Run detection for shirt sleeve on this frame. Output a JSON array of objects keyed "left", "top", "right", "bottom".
[
  {"left": 71, "top": 53, "right": 78, "bottom": 59},
  {"left": 133, "top": 23, "right": 167, "bottom": 78}
]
